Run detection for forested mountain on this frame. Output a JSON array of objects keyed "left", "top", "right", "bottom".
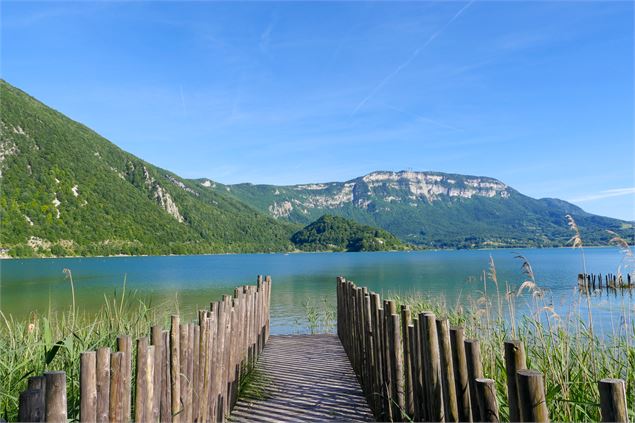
[
  {"left": 291, "top": 215, "right": 406, "bottom": 252},
  {"left": 0, "top": 80, "right": 298, "bottom": 257},
  {"left": 200, "top": 172, "right": 633, "bottom": 249},
  {"left": 1, "top": 79, "right": 631, "bottom": 258}
]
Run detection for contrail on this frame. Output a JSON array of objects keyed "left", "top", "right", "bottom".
[{"left": 352, "top": 0, "right": 474, "bottom": 115}]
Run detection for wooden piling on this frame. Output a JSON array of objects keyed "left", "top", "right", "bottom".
[
  {"left": 401, "top": 305, "right": 414, "bottom": 417},
  {"left": 421, "top": 312, "right": 444, "bottom": 422},
  {"left": 170, "top": 315, "right": 181, "bottom": 423},
  {"left": 151, "top": 326, "right": 163, "bottom": 423},
  {"left": 465, "top": 339, "right": 483, "bottom": 421},
  {"left": 44, "top": 371, "right": 67, "bottom": 423},
  {"left": 598, "top": 378, "right": 628, "bottom": 423},
  {"left": 161, "top": 330, "right": 172, "bottom": 422},
  {"left": 109, "top": 352, "right": 124, "bottom": 423},
  {"left": 475, "top": 378, "right": 499, "bottom": 422},
  {"left": 517, "top": 369, "right": 549, "bottom": 422},
  {"left": 80, "top": 351, "right": 97, "bottom": 423},
  {"left": 96, "top": 348, "right": 111, "bottom": 423},
  {"left": 19, "top": 387, "right": 44, "bottom": 422},
  {"left": 504, "top": 340, "right": 526, "bottom": 422},
  {"left": 450, "top": 327, "right": 471, "bottom": 422},
  {"left": 437, "top": 318, "right": 458, "bottom": 422},
  {"left": 116, "top": 335, "right": 132, "bottom": 422},
  {"left": 135, "top": 337, "right": 149, "bottom": 423}
]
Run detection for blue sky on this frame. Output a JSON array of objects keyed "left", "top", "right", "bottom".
[{"left": 2, "top": 1, "right": 634, "bottom": 220}]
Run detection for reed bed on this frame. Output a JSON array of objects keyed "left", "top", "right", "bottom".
[
  {"left": 387, "top": 254, "right": 634, "bottom": 422},
  {"left": 0, "top": 273, "right": 180, "bottom": 422}
]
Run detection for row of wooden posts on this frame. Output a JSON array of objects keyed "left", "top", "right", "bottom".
[
  {"left": 336, "top": 277, "right": 630, "bottom": 423},
  {"left": 18, "top": 276, "right": 272, "bottom": 423},
  {"left": 578, "top": 273, "right": 633, "bottom": 292}
]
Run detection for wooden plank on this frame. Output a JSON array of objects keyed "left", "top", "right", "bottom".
[
  {"left": 232, "top": 335, "right": 374, "bottom": 422},
  {"left": 44, "top": 371, "right": 67, "bottom": 423}
]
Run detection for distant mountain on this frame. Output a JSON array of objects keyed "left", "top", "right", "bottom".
[
  {"left": 2, "top": 79, "right": 631, "bottom": 258},
  {"left": 0, "top": 80, "right": 297, "bottom": 257},
  {"left": 198, "top": 171, "right": 633, "bottom": 248},
  {"left": 291, "top": 215, "right": 406, "bottom": 252}
]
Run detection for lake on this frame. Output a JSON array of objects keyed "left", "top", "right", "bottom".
[{"left": 1, "top": 248, "right": 633, "bottom": 335}]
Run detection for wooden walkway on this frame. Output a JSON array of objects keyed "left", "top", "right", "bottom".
[{"left": 231, "top": 335, "right": 374, "bottom": 422}]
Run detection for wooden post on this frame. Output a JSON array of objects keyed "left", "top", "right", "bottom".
[
  {"left": 475, "top": 378, "right": 499, "bottom": 422},
  {"left": 19, "top": 388, "right": 45, "bottom": 422},
  {"left": 504, "top": 340, "right": 526, "bottom": 422},
  {"left": 192, "top": 324, "right": 200, "bottom": 422},
  {"left": 517, "top": 369, "right": 549, "bottom": 422},
  {"left": 179, "top": 324, "right": 189, "bottom": 423},
  {"left": 136, "top": 337, "right": 149, "bottom": 423},
  {"left": 116, "top": 335, "right": 132, "bottom": 423},
  {"left": 44, "top": 371, "right": 67, "bottom": 423},
  {"left": 109, "top": 352, "right": 124, "bottom": 423},
  {"left": 598, "top": 378, "right": 628, "bottom": 423},
  {"left": 151, "top": 326, "right": 163, "bottom": 423},
  {"left": 161, "top": 330, "right": 172, "bottom": 422},
  {"left": 422, "top": 312, "right": 444, "bottom": 422},
  {"left": 80, "top": 351, "right": 97, "bottom": 423},
  {"left": 116, "top": 335, "right": 132, "bottom": 422},
  {"left": 408, "top": 323, "right": 421, "bottom": 422},
  {"left": 450, "top": 327, "right": 471, "bottom": 422},
  {"left": 96, "top": 348, "right": 110, "bottom": 423},
  {"left": 389, "top": 312, "right": 405, "bottom": 420},
  {"left": 146, "top": 345, "right": 155, "bottom": 423},
  {"left": 401, "top": 305, "right": 414, "bottom": 418},
  {"left": 437, "top": 318, "right": 458, "bottom": 422},
  {"left": 465, "top": 339, "right": 483, "bottom": 421},
  {"left": 170, "top": 315, "right": 182, "bottom": 423}
]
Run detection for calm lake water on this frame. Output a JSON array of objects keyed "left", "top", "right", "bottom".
[{"left": 1, "top": 248, "right": 633, "bottom": 335}]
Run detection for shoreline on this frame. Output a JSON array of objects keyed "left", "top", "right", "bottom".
[{"left": 0, "top": 244, "right": 619, "bottom": 261}]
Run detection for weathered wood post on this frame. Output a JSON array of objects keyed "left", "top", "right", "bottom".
[
  {"left": 19, "top": 386, "right": 45, "bottom": 422},
  {"left": 450, "top": 327, "right": 471, "bottom": 422},
  {"left": 401, "top": 305, "right": 415, "bottom": 418},
  {"left": 151, "top": 325, "right": 163, "bottom": 423},
  {"left": 135, "top": 337, "right": 149, "bottom": 423},
  {"left": 475, "top": 378, "right": 499, "bottom": 422},
  {"left": 170, "top": 315, "right": 181, "bottom": 423},
  {"left": 422, "top": 312, "right": 444, "bottom": 422},
  {"left": 116, "top": 335, "right": 132, "bottom": 422},
  {"left": 598, "top": 378, "right": 629, "bottom": 423},
  {"left": 504, "top": 340, "right": 526, "bottom": 422},
  {"left": 96, "top": 347, "right": 111, "bottom": 423},
  {"left": 161, "top": 330, "right": 172, "bottom": 422},
  {"left": 80, "top": 351, "right": 97, "bottom": 423},
  {"left": 465, "top": 339, "right": 483, "bottom": 421},
  {"left": 437, "top": 318, "right": 458, "bottom": 422},
  {"left": 517, "top": 369, "right": 549, "bottom": 422},
  {"left": 44, "top": 371, "right": 67, "bottom": 423},
  {"left": 109, "top": 352, "right": 124, "bottom": 423}
]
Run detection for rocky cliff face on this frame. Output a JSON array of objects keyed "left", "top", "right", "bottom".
[
  {"left": 256, "top": 171, "right": 511, "bottom": 218},
  {"left": 212, "top": 170, "right": 629, "bottom": 248}
]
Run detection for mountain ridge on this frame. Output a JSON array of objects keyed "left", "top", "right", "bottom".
[
  {"left": 1, "top": 79, "right": 631, "bottom": 257},
  {"left": 196, "top": 170, "right": 632, "bottom": 248}
]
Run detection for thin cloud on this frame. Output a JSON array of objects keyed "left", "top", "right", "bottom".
[
  {"left": 570, "top": 188, "right": 635, "bottom": 203},
  {"left": 352, "top": 0, "right": 474, "bottom": 115},
  {"left": 260, "top": 15, "right": 277, "bottom": 54},
  {"left": 383, "top": 103, "right": 464, "bottom": 131}
]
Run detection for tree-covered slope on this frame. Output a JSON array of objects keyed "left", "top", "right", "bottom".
[
  {"left": 0, "top": 80, "right": 297, "bottom": 257},
  {"left": 291, "top": 215, "right": 406, "bottom": 252},
  {"left": 200, "top": 171, "right": 633, "bottom": 248}
]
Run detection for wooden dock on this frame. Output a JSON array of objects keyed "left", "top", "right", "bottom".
[{"left": 231, "top": 335, "right": 374, "bottom": 422}]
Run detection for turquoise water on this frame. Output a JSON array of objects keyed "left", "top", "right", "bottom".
[{"left": 1, "top": 248, "right": 633, "bottom": 334}]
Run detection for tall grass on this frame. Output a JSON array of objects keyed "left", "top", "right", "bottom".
[
  {"left": 388, "top": 254, "right": 635, "bottom": 422},
  {"left": 0, "top": 275, "right": 180, "bottom": 422}
]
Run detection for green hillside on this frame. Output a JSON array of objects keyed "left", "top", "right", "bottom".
[
  {"left": 291, "top": 215, "right": 407, "bottom": 252},
  {"left": 0, "top": 80, "right": 297, "bottom": 257},
  {"left": 201, "top": 172, "right": 633, "bottom": 249}
]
